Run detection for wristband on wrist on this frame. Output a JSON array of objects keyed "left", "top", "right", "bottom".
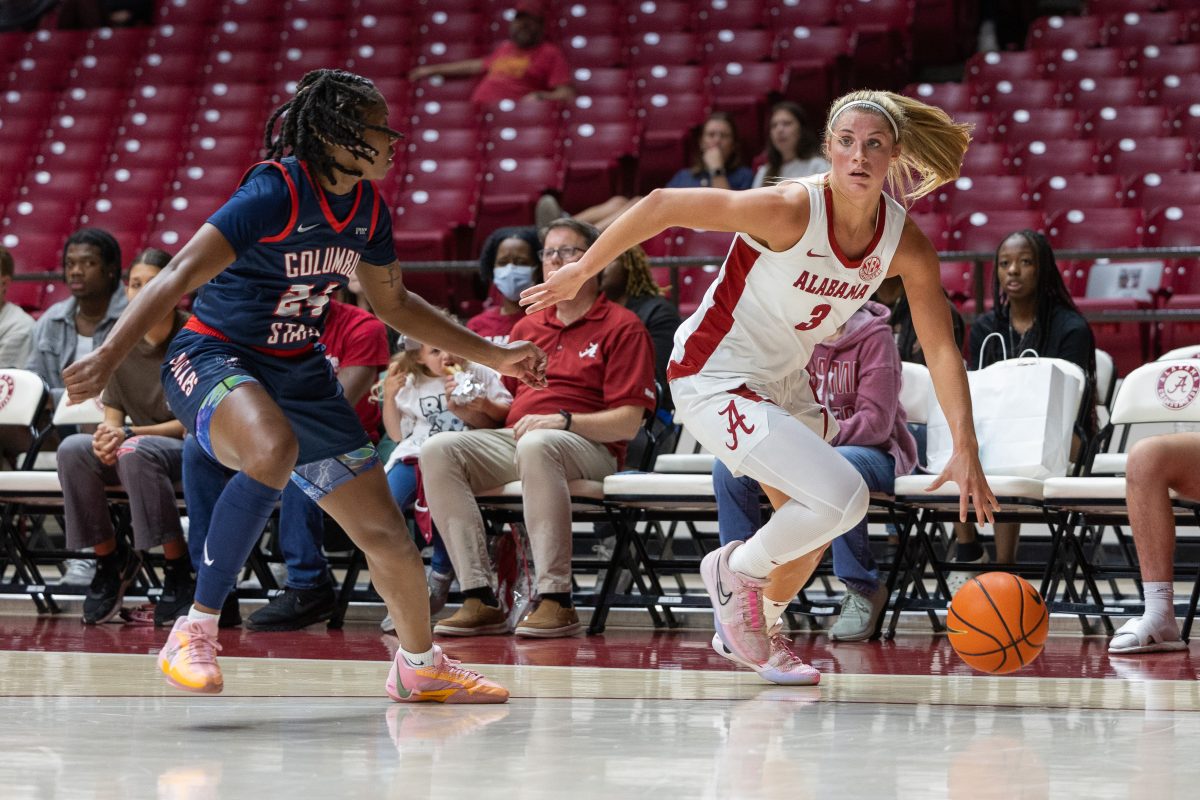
[
  {"left": 558, "top": 409, "right": 572, "bottom": 431},
  {"left": 122, "top": 425, "right": 134, "bottom": 439}
]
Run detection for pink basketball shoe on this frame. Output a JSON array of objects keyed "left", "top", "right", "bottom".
[
  {"left": 157, "top": 616, "right": 223, "bottom": 694},
  {"left": 700, "top": 541, "right": 770, "bottom": 665},
  {"left": 712, "top": 628, "right": 821, "bottom": 686},
  {"left": 386, "top": 645, "right": 510, "bottom": 704}
]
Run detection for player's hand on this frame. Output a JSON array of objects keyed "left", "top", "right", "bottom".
[
  {"left": 519, "top": 261, "right": 591, "bottom": 314},
  {"left": 62, "top": 349, "right": 117, "bottom": 405},
  {"left": 926, "top": 447, "right": 1000, "bottom": 525},
  {"left": 494, "top": 340, "right": 547, "bottom": 389},
  {"left": 513, "top": 413, "right": 566, "bottom": 441}
]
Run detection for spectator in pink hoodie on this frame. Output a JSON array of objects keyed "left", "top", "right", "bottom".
[{"left": 713, "top": 301, "right": 917, "bottom": 641}]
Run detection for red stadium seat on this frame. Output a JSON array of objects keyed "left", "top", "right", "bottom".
[
  {"left": 955, "top": 111, "right": 995, "bottom": 143},
  {"left": 935, "top": 175, "right": 1031, "bottom": 218},
  {"left": 33, "top": 137, "right": 110, "bottom": 174},
  {"left": 695, "top": 0, "right": 767, "bottom": 32},
  {"left": 1144, "top": 204, "right": 1200, "bottom": 248},
  {"left": 1010, "top": 139, "right": 1100, "bottom": 179},
  {"left": 1083, "top": 105, "right": 1173, "bottom": 141},
  {"left": 481, "top": 100, "right": 563, "bottom": 132},
  {"left": 1126, "top": 172, "right": 1200, "bottom": 214},
  {"left": 111, "top": 136, "right": 188, "bottom": 172},
  {"left": 1102, "top": 136, "right": 1193, "bottom": 176},
  {"left": 1088, "top": 0, "right": 1163, "bottom": 12},
  {"left": 280, "top": 18, "right": 348, "bottom": 50},
  {"left": 1106, "top": 11, "right": 1193, "bottom": 48},
  {"left": 194, "top": 106, "right": 261, "bottom": 137},
  {"left": 949, "top": 209, "right": 1045, "bottom": 252},
  {"left": 1, "top": 231, "right": 66, "bottom": 273},
  {"left": 627, "top": 32, "right": 702, "bottom": 67},
  {"left": 1148, "top": 73, "right": 1200, "bottom": 108},
  {"left": 347, "top": 11, "right": 409, "bottom": 46},
  {"left": 405, "top": 128, "right": 483, "bottom": 163},
  {"left": 636, "top": 92, "right": 710, "bottom": 192},
  {"left": 570, "top": 67, "right": 631, "bottom": 98},
  {"left": 129, "top": 84, "right": 195, "bottom": 116},
  {"left": 155, "top": 0, "right": 222, "bottom": 25},
  {"left": 702, "top": 28, "right": 776, "bottom": 65},
  {"left": 838, "top": 0, "right": 915, "bottom": 87},
  {"left": 412, "top": 41, "right": 487, "bottom": 69},
  {"left": 1060, "top": 77, "right": 1146, "bottom": 111},
  {"left": 481, "top": 156, "right": 562, "bottom": 197},
  {"left": 4, "top": 279, "right": 50, "bottom": 311},
  {"left": 119, "top": 108, "right": 192, "bottom": 144},
  {"left": 993, "top": 108, "right": 1082, "bottom": 145},
  {"left": 708, "top": 61, "right": 785, "bottom": 149},
  {"left": 633, "top": 65, "right": 706, "bottom": 99},
  {"left": 184, "top": 131, "right": 261, "bottom": 168},
  {"left": 135, "top": 52, "right": 205, "bottom": 86},
  {"left": 564, "top": 94, "right": 635, "bottom": 126},
  {"left": 562, "top": 120, "right": 638, "bottom": 209},
  {"left": 408, "top": 100, "right": 482, "bottom": 131},
  {"left": 393, "top": 189, "right": 477, "bottom": 260},
  {"left": 777, "top": 27, "right": 854, "bottom": 110},
  {"left": 555, "top": 2, "right": 625, "bottom": 39},
  {"left": 79, "top": 196, "right": 157, "bottom": 238},
  {"left": 416, "top": 11, "right": 485, "bottom": 44},
  {"left": 276, "top": 45, "right": 352, "bottom": 78},
  {"left": 485, "top": 126, "right": 563, "bottom": 162},
  {"left": 98, "top": 165, "right": 174, "bottom": 196},
  {"left": 203, "top": 50, "right": 276, "bottom": 86},
  {"left": 172, "top": 163, "right": 246, "bottom": 199},
  {"left": 958, "top": 142, "right": 1011, "bottom": 176},
  {"left": 626, "top": 1, "right": 695, "bottom": 33},
  {"left": 767, "top": 0, "right": 839, "bottom": 28},
  {"left": 403, "top": 158, "right": 482, "bottom": 196},
  {"left": 1131, "top": 43, "right": 1200, "bottom": 82},
  {"left": 561, "top": 34, "right": 625, "bottom": 69},
  {"left": 904, "top": 82, "right": 972, "bottom": 112},
  {"left": 221, "top": 0, "right": 287, "bottom": 23},
  {"left": 1047, "top": 207, "right": 1144, "bottom": 251},
  {"left": 1031, "top": 174, "right": 1124, "bottom": 216},
  {"left": 209, "top": 20, "right": 281, "bottom": 52},
  {"left": 408, "top": 74, "right": 476, "bottom": 105},
  {"left": 908, "top": 211, "right": 950, "bottom": 250},
  {"left": 1026, "top": 15, "right": 1107, "bottom": 51},
  {"left": 1041, "top": 46, "right": 1130, "bottom": 82},
  {"left": 973, "top": 79, "right": 1059, "bottom": 113},
  {"left": 198, "top": 81, "right": 270, "bottom": 112},
  {"left": 3, "top": 196, "right": 82, "bottom": 233},
  {"left": 966, "top": 51, "right": 1041, "bottom": 84}
]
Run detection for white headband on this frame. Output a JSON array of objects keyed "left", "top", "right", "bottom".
[{"left": 829, "top": 100, "right": 899, "bottom": 141}]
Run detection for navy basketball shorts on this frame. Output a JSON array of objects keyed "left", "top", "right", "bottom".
[{"left": 161, "top": 329, "right": 371, "bottom": 469}]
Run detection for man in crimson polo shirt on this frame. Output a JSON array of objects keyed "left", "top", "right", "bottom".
[
  {"left": 421, "top": 218, "right": 655, "bottom": 638},
  {"left": 408, "top": 1, "right": 574, "bottom": 105},
  {"left": 244, "top": 299, "right": 391, "bottom": 631}
]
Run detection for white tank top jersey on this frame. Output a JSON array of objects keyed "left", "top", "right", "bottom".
[{"left": 667, "top": 174, "right": 908, "bottom": 392}]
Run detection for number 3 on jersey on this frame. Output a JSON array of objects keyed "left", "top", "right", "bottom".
[
  {"left": 794, "top": 303, "right": 831, "bottom": 332},
  {"left": 274, "top": 283, "right": 336, "bottom": 318}
]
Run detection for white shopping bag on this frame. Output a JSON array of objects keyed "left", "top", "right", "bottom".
[{"left": 927, "top": 334, "right": 1082, "bottom": 479}]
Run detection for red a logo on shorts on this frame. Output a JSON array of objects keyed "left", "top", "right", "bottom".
[{"left": 719, "top": 400, "right": 756, "bottom": 450}]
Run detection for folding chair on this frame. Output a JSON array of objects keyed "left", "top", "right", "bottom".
[
  {"left": 887, "top": 357, "right": 1089, "bottom": 634},
  {"left": 1041, "top": 359, "right": 1200, "bottom": 637}
]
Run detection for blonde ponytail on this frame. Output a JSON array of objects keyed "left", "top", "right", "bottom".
[{"left": 825, "top": 90, "right": 973, "bottom": 204}]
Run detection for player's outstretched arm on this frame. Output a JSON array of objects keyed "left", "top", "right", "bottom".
[
  {"left": 891, "top": 220, "right": 999, "bottom": 525},
  {"left": 357, "top": 261, "right": 547, "bottom": 388},
  {"left": 62, "top": 224, "right": 236, "bottom": 404},
  {"left": 519, "top": 185, "right": 807, "bottom": 314}
]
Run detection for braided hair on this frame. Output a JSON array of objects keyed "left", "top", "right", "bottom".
[
  {"left": 619, "top": 245, "right": 663, "bottom": 299},
  {"left": 264, "top": 69, "right": 402, "bottom": 186}
]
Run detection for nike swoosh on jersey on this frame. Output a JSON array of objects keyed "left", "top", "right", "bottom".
[
  {"left": 297, "top": 223, "right": 319, "bottom": 233},
  {"left": 203, "top": 540, "right": 214, "bottom": 567},
  {"left": 806, "top": 248, "right": 827, "bottom": 258}
]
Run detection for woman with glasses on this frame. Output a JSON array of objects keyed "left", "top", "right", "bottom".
[
  {"left": 63, "top": 69, "right": 543, "bottom": 702},
  {"left": 523, "top": 89, "right": 998, "bottom": 685}
]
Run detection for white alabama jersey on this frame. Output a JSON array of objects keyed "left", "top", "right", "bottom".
[{"left": 667, "top": 175, "right": 907, "bottom": 392}]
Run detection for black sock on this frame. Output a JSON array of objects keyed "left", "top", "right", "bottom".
[
  {"left": 541, "top": 592, "right": 572, "bottom": 608},
  {"left": 955, "top": 540, "right": 984, "bottom": 562},
  {"left": 163, "top": 553, "right": 192, "bottom": 575},
  {"left": 464, "top": 586, "right": 500, "bottom": 608}
]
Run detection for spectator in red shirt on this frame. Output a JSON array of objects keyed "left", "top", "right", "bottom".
[
  {"left": 243, "top": 299, "right": 391, "bottom": 631},
  {"left": 408, "top": 1, "right": 574, "bottom": 105},
  {"left": 468, "top": 226, "right": 543, "bottom": 345},
  {"left": 420, "top": 219, "right": 656, "bottom": 638}
]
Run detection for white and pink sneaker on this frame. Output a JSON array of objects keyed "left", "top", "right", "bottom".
[
  {"left": 700, "top": 541, "right": 770, "bottom": 665},
  {"left": 712, "top": 628, "right": 821, "bottom": 686},
  {"left": 386, "top": 644, "right": 510, "bottom": 704}
]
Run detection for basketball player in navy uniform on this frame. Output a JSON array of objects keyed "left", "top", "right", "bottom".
[{"left": 64, "top": 69, "right": 543, "bottom": 701}]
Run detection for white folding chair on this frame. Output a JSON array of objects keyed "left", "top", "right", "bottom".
[
  {"left": 1159, "top": 345, "right": 1200, "bottom": 361},
  {"left": 1043, "top": 359, "right": 1200, "bottom": 636}
]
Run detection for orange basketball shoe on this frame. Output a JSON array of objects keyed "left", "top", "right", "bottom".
[
  {"left": 158, "top": 617, "right": 224, "bottom": 694},
  {"left": 387, "top": 645, "right": 509, "bottom": 704}
]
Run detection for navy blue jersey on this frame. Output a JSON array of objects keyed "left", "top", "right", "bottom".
[{"left": 194, "top": 156, "right": 395, "bottom": 354}]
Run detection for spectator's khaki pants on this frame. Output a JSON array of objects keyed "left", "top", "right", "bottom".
[{"left": 419, "top": 428, "right": 616, "bottom": 595}]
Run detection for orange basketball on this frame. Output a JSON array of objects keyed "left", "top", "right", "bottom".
[{"left": 947, "top": 572, "right": 1048, "bottom": 674}]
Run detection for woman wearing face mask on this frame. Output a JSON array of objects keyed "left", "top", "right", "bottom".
[{"left": 468, "top": 226, "right": 543, "bottom": 345}]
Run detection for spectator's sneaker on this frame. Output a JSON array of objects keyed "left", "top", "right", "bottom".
[
  {"left": 380, "top": 613, "right": 396, "bottom": 634},
  {"left": 428, "top": 569, "right": 453, "bottom": 615},
  {"left": 386, "top": 644, "right": 509, "bottom": 704},
  {"left": 158, "top": 617, "right": 223, "bottom": 694},
  {"left": 433, "top": 598, "right": 510, "bottom": 636},
  {"left": 829, "top": 584, "right": 889, "bottom": 641},
  {"left": 946, "top": 551, "right": 989, "bottom": 597},
  {"left": 82, "top": 548, "right": 142, "bottom": 625},
  {"left": 153, "top": 567, "right": 196, "bottom": 628},
  {"left": 58, "top": 558, "right": 96, "bottom": 586},
  {"left": 535, "top": 193, "right": 566, "bottom": 230},
  {"left": 245, "top": 584, "right": 335, "bottom": 631},
  {"left": 700, "top": 541, "right": 770, "bottom": 665},
  {"left": 514, "top": 598, "right": 583, "bottom": 638},
  {"left": 219, "top": 594, "right": 242, "bottom": 629},
  {"left": 711, "top": 627, "right": 822, "bottom": 686}
]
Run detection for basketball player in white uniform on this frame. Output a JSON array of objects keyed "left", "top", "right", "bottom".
[{"left": 523, "top": 90, "right": 999, "bottom": 684}]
